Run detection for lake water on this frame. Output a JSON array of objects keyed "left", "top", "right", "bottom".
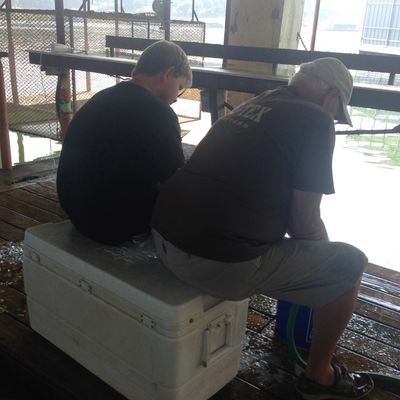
[{"left": 7, "top": 130, "right": 61, "bottom": 165}]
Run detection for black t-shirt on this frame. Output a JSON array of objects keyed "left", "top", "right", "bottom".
[
  {"left": 57, "top": 81, "right": 184, "bottom": 244},
  {"left": 152, "top": 86, "right": 335, "bottom": 262}
]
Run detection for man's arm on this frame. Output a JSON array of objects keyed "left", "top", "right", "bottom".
[{"left": 287, "top": 189, "right": 329, "bottom": 241}]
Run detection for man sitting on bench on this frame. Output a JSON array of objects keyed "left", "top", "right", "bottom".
[
  {"left": 57, "top": 40, "right": 192, "bottom": 245},
  {"left": 151, "top": 57, "right": 374, "bottom": 400}
]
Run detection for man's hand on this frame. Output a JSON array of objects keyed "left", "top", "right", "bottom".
[{"left": 288, "top": 189, "right": 329, "bottom": 241}]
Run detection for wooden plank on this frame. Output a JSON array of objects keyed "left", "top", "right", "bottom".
[
  {"left": 347, "top": 313, "right": 400, "bottom": 350},
  {"left": 355, "top": 298, "right": 400, "bottom": 331},
  {"left": 247, "top": 309, "right": 273, "bottom": 333},
  {"left": 0, "top": 220, "right": 24, "bottom": 242},
  {"left": 0, "top": 285, "right": 28, "bottom": 325},
  {"left": 0, "top": 313, "right": 127, "bottom": 400},
  {"left": 0, "top": 241, "right": 25, "bottom": 299},
  {"left": 366, "top": 263, "right": 400, "bottom": 285},
  {"left": 7, "top": 188, "right": 66, "bottom": 217},
  {"left": 0, "top": 164, "right": 58, "bottom": 193},
  {"left": 0, "top": 193, "right": 63, "bottom": 223},
  {"left": 362, "top": 273, "right": 400, "bottom": 298},
  {"left": 0, "top": 204, "right": 40, "bottom": 230},
  {"left": 23, "top": 182, "right": 60, "bottom": 202},
  {"left": 38, "top": 179, "right": 57, "bottom": 192},
  {"left": 249, "top": 294, "right": 277, "bottom": 317},
  {"left": 339, "top": 329, "right": 400, "bottom": 371},
  {"left": 0, "top": 353, "right": 75, "bottom": 400},
  {"left": 359, "top": 286, "right": 400, "bottom": 313},
  {"left": 105, "top": 37, "right": 400, "bottom": 73},
  {"left": 211, "top": 377, "right": 279, "bottom": 400},
  {"left": 239, "top": 331, "right": 298, "bottom": 400}
]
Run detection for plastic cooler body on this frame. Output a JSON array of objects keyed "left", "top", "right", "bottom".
[{"left": 22, "top": 221, "right": 249, "bottom": 400}]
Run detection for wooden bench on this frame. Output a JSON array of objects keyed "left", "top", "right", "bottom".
[
  {"left": 105, "top": 36, "right": 400, "bottom": 122},
  {"left": 29, "top": 40, "right": 400, "bottom": 124}
]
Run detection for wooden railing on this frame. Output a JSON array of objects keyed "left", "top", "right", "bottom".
[
  {"left": 105, "top": 36, "right": 400, "bottom": 77},
  {"left": 29, "top": 46, "right": 400, "bottom": 126}
]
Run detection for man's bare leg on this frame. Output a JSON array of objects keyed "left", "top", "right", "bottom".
[{"left": 305, "top": 279, "right": 361, "bottom": 385}]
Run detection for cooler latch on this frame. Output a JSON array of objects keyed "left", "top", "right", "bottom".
[
  {"left": 78, "top": 279, "right": 92, "bottom": 294},
  {"left": 27, "top": 250, "right": 41, "bottom": 263},
  {"left": 140, "top": 313, "right": 155, "bottom": 329},
  {"left": 201, "top": 314, "right": 233, "bottom": 367}
]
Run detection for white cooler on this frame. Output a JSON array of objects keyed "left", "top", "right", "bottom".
[{"left": 23, "top": 221, "right": 249, "bottom": 400}]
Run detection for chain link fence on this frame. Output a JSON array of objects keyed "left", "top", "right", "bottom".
[
  {"left": 0, "top": 9, "right": 59, "bottom": 138},
  {"left": 0, "top": 5, "right": 205, "bottom": 140}
]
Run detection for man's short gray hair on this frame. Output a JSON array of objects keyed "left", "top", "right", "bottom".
[{"left": 131, "top": 40, "right": 192, "bottom": 86}]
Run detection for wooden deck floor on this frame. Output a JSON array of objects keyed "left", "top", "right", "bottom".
[{"left": 0, "top": 176, "right": 399, "bottom": 399}]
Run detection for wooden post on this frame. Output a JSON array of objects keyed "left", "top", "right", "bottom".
[
  {"left": 224, "top": 0, "right": 305, "bottom": 111},
  {"left": 0, "top": 52, "right": 12, "bottom": 170}
]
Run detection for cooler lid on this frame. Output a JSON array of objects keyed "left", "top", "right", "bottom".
[{"left": 24, "top": 221, "right": 222, "bottom": 336}]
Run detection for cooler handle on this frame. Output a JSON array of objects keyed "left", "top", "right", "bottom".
[{"left": 201, "top": 314, "right": 233, "bottom": 367}]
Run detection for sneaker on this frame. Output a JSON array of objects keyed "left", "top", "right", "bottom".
[{"left": 296, "top": 362, "right": 374, "bottom": 400}]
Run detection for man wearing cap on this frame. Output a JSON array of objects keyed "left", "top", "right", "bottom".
[{"left": 151, "top": 57, "right": 374, "bottom": 399}]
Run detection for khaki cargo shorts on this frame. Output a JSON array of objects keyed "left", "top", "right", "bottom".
[{"left": 152, "top": 230, "right": 367, "bottom": 307}]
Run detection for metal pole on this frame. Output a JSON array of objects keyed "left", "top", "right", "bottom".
[
  {"left": 310, "top": 0, "right": 321, "bottom": 51},
  {"left": 163, "top": 0, "right": 171, "bottom": 40},
  {"left": 55, "top": 0, "right": 66, "bottom": 44},
  {"left": 5, "top": 0, "right": 19, "bottom": 105},
  {"left": 0, "top": 53, "right": 12, "bottom": 170},
  {"left": 83, "top": 0, "right": 91, "bottom": 91},
  {"left": 55, "top": 0, "right": 72, "bottom": 140},
  {"left": 114, "top": 0, "right": 120, "bottom": 84},
  {"left": 69, "top": 14, "right": 77, "bottom": 114}
]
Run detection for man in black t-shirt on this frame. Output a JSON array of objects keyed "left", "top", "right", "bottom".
[
  {"left": 57, "top": 40, "right": 192, "bottom": 245},
  {"left": 152, "top": 58, "right": 374, "bottom": 400}
]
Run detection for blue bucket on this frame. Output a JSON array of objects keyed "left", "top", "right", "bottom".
[{"left": 275, "top": 300, "right": 313, "bottom": 350}]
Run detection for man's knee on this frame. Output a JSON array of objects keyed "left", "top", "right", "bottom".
[{"left": 333, "top": 242, "right": 368, "bottom": 281}]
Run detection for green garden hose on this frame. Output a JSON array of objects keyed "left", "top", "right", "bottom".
[{"left": 287, "top": 304, "right": 400, "bottom": 394}]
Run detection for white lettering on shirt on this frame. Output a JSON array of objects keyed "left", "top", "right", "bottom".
[{"left": 234, "top": 103, "right": 271, "bottom": 123}]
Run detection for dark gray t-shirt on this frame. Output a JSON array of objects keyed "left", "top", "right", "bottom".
[{"left": 152, "top": 86, "right": 335, "bottom": 261}]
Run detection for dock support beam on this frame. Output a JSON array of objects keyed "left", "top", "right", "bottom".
[
  {"left": 0, "top": 52, "right": 12, "bottom": 170},
  {"left": 55, "top": 0, "right": 72, "bottom": 141}
]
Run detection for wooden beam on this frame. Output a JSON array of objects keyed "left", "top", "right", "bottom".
[{"left": 105, "top": 36, "right": 400, "bottom": 74}]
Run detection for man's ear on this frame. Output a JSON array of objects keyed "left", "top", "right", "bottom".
[{"left": 161, "top": 66, "right": 175, "bottom": 82}]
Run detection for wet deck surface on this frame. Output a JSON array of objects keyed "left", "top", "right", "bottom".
[{"left": 0, "top": 176, "right": 399, "bottom": 399}]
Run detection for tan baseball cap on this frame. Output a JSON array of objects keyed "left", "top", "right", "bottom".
[{"left": 298, "top": 57, "right": 354, "bottom": 126}]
